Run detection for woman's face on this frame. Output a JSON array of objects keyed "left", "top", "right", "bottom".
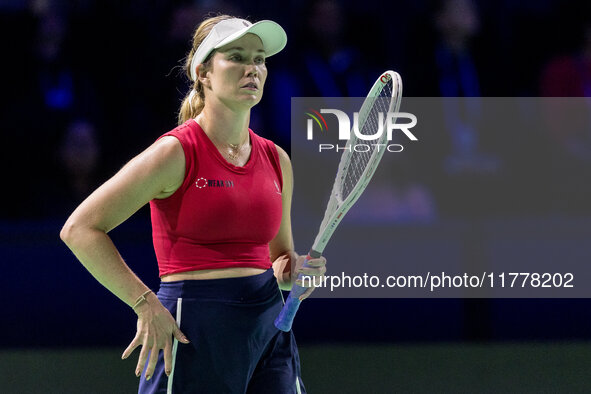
[{"left": 201, "top": 33, "right": 268, "bottom": 110}]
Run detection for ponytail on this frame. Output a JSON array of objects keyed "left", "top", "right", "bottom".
[{"left": 178, "top": 85, "right": 205, "bottom": 125}]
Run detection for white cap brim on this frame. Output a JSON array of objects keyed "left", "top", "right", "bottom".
[{"left": 190, "top": 19, "right": 287, "bottom": 81}]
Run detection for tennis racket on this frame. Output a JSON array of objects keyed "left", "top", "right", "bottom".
[{"left": 274, "top": 70, "right": 404, "bottom": 332}]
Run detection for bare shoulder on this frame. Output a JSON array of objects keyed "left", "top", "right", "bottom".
[
  {"left": 149, "top": 135, "right": 184, "bottom": 163},
  {"left": 147, "top": 136, "right": 186, "bottom": 198},
  {"left": 102, "top": 134, "right": 186, "bottom": 203},
  {"left": 274, "top": 144, "right": 293, "bottom": 190},
  {"left": 274, "top": 144, "right": 292, "bottom": 168}
]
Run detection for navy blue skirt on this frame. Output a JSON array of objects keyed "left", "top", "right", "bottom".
[{"left": 138, "top": 268, "right": 306, "bottom": 394}]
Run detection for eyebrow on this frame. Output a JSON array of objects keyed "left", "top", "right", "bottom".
[{"left": 222, "top": 46, "right": 266, "bottom": 54}]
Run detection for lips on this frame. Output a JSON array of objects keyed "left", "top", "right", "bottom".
[{"left": 241, "top": 81, "right": 258, "bottom": 89}]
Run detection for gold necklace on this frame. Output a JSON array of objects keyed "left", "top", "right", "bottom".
[
  {"left": 195, "top": 117, "right": 249, "bottom": 162},
  {"left": 227, "top": 142, "right": 242, "bottom": 160},
  {"left": 216, "top": 135, "right": 248, "bottom": 161}
]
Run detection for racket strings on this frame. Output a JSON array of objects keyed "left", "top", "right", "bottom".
[{"left": 341, "top": 80, "right": 394, "bottom": 200}]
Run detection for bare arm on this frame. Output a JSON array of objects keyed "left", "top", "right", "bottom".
[
  {"left": 270, "top": 145, "right": 326, "bottom": 295},
  {"left": 60, "top": 135, "right": 189, "bottom": 379},
  {"left": 60, "top": 136, "right": 183, "bottom": 304}
]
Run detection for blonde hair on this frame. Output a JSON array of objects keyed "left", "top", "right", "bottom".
[{"left": 177, "top": 14, "right": 235, "bottom": 125}]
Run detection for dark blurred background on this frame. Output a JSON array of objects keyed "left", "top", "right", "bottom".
[{"left": 2, "top": 0, "right": 591, "bottom": 392}]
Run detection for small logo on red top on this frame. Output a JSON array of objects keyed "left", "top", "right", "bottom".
[{"left": 196, "top": 177, "right": 235, "bottom": 189}]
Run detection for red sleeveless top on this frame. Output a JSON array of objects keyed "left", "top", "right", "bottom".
[{"left": 149, "top": 120, "right": 283, "bottom": 277}]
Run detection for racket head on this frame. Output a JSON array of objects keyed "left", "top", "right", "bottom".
[{"left": 312, "top": 71, "right": 403, "bottom": 253}]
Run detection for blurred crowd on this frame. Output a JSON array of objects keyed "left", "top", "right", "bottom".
[{"left": 1, "top": 0, "right": 591, "bottom": 221}]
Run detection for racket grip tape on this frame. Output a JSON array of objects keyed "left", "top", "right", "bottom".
[{"left": 274, "top": 250, "right": 321, "bottom": 332}]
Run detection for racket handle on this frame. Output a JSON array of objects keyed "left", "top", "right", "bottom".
[{"left": 274, "top": 250, "right": 321, "bottom": 332}]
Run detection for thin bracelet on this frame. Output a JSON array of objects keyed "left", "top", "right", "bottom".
[{"left": 132, "top": 290, "right": 152, "bottom": 310}]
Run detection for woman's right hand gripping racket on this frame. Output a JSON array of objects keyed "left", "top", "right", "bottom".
[{"left": 274, "top": 70, "right": 404, "bottom": 332}]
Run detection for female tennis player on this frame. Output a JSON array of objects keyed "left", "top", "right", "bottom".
[{"left": 60, "top": 15, "right": 326, "bottom": 393}]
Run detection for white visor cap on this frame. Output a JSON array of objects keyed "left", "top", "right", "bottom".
[{"left": 190, "top": 18, "right": 287, "bottom": 81}]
